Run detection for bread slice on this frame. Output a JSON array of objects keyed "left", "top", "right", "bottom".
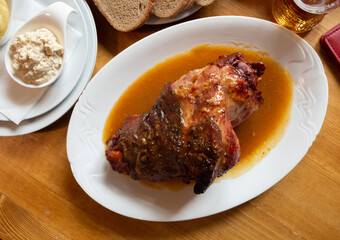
[
  {"left": 153, "top": 0, "right": 188, "bottom": 18},
  {"left": 93, "top": 0, "right": 156, "bottom": 32},
  {"left": 182, "top": 0, "right": 196, "bottom": 11},
  {"left": 196, "top": 0, "right": 216, "bottom": 7}
]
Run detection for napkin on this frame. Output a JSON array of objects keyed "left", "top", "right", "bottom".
[
  {"left": 0, "top": 0, "right": 81, "bottom": 125},
  {"left": 320, "top": 23, "right": 340, "bottom": 67}
]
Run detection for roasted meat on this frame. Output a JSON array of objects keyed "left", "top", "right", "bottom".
[{"left": 105, "top": 52, "right": 265, "bottom": 194}]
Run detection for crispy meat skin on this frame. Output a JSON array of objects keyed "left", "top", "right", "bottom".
[{"left": 105, "top": 52, "right": 265, "bottom": 194}]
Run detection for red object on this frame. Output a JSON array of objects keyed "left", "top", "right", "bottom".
[{"left": 320, "top": 23, "right": 340, "bottom": 66}]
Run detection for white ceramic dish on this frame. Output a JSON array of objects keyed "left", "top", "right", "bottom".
[
  {"left": 67, "top": 16, "right": 328, "bottom": 222},
  {"left": 0, "top": 0, "right": 88, "bottom": 121},
  {"left": 145, "top": 4, "right": 201, "bottom": 25},
  {"left": 5, "top": 2, "right": 75, "bottom": 88},
  {"left": 0, "top": 0, "right": 97, "bottom": 136}
]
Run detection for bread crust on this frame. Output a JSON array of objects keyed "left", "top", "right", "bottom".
[
  {"left": 182, "top": 0, "right": 196, "bottom": 11},
  {"left": 153, "top": 0, "right": 188, "bottom": 18},
  {"left": 196, "top": 0, "right": 216, "bottom": 7},
  {"left": 93, "top": 0, "right": 156, "bottom": 32}
]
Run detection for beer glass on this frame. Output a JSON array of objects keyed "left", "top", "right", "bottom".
[{"left": 272, "top": 0, "right": 340, "bottom": 33}]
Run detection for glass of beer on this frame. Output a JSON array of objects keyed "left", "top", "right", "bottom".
[{"left": 272, "top": 0, "right": 340, "bottom": 33}]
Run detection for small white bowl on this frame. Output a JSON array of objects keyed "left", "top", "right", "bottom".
[
  {"left": 4, "top": 1, "right": 75, "bottom": 88},
  {"left": 0, "top": 0, "right": 15, "bottom": 46}
]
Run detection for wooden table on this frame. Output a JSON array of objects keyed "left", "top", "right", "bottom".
[{"left": 1, "top": 0, "right": 339, "bottom": 239}]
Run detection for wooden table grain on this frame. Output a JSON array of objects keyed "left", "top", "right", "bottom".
[{"left": 0, "top": 0, "right": 339, "bottom": 239}]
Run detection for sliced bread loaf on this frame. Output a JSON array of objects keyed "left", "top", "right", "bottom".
[
  {"left": 196, "top": 0, "right": 216, "bottom": 7},
  {"left": 93, "top": 0, "right": 156, "bottom": 32},
  {"left": 153, "top": 0, "right": 188, "bottom": 18},
  {"left": 182, "top": 0, "right": 196, "bottom": 11}
]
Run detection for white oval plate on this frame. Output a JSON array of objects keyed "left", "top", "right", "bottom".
[
  {"left": 145, "top": 4, "right": 201, "bottom": 25},
  {"left": 67, "top": 16, "right": 328, "bottom": 222},
  {"left": 0, "top": 0, "right": 88, "bottom": 121},
  {"left": 0, "top": 0, "right": 97, "bottom": 136}
]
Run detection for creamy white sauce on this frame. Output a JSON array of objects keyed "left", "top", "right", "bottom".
[{"left": 9, "top": 28, "right": 64, "bottom": 85}]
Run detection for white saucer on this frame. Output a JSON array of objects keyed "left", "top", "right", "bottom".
[
  {"left": 0, "top": 0, "right": 88, "bottom": 121},
  {"left": 0, "top": 0, "right": 97, "bottom": 136}
]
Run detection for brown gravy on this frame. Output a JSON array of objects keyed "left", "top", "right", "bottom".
[{"left": 103, "top": 44, "right": 294, "bottom": 187}]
